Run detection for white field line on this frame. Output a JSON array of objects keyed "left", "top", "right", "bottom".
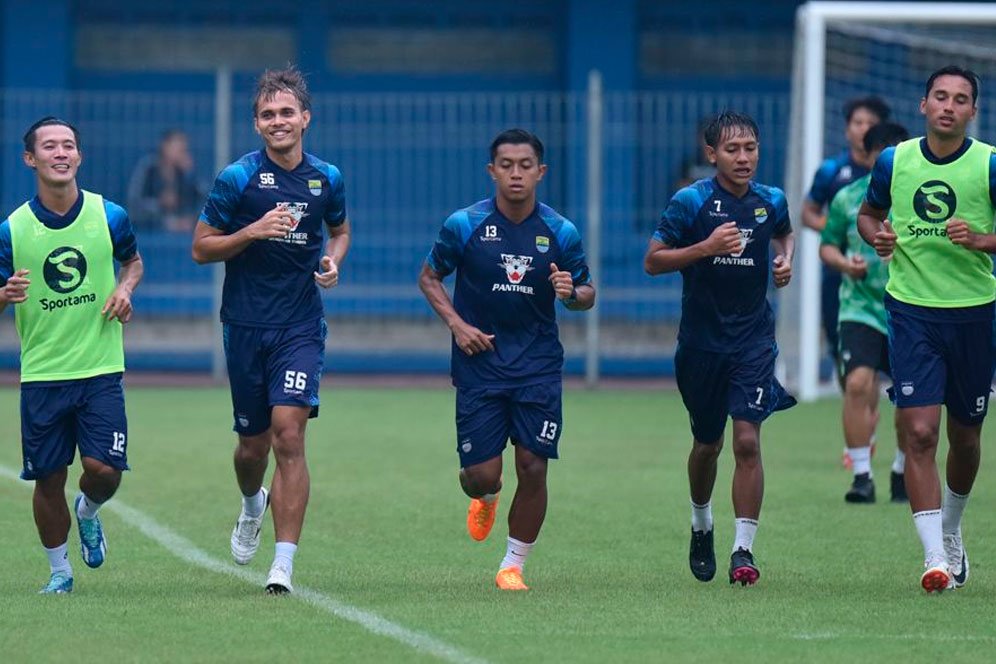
[{"left": 0, "top": 464, "right": 488, "bottom": 664}]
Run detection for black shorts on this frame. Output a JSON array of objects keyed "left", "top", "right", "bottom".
[{"left": 838, "top": 321, "right": 890, "bottom": 379}]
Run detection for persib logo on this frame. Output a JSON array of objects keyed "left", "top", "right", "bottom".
[
  {"left": 44, "top": 247, "right": 86, "bottom": 293},
  {"left": 912, "top": 180, "right": 956, "bottom": 223}
]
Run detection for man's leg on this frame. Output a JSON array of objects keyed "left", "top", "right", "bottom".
[
  {"left": 687, "top": 437, "right": 722, "bottom": 583},
  {"left": 265, "top": 405, "right": 311, "bottom": 593},
  {"left": 729, "top": 420, "right": 763, "bottom": 586},
  {"left": 33, "top": 467, "right": 74, "bottom": 593},
  {"left": 941, "top": 416, "right": 983, "bottom": 588},
  {"left": 230, "top": 430, "right": 272, "bottom": 565},
  {"left": 842, "top": 366, "right": 879, "bottom": 503}
]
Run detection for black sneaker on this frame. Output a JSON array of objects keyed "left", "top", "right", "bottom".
[
  {"left": 689, "top": 528, "right": 716, "bottom": 582},
  {"left": 729, "top": 547, "right": 760, "bottom": 586},
  {"left": 845, "top": 473, "right": 876, "bottom": 503},
  {"left": 890, "top": 471, "right": 908, "bottom": 503}
]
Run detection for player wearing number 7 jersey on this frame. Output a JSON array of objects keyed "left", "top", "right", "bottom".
[
  {"left": 0, "top": 116, "right": 144, "bottom": 594},
  {"left": 193, "top": 66, "right": 350, "bottom": 594}
]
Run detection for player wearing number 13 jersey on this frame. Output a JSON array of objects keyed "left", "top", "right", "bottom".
[
  {"left": 193, "top": 66, "right": 350, "bottom": 594},
  {"left": 419, "top": 129, "right": 595, "bottom": 591}
]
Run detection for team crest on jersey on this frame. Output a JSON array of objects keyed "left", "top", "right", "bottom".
[
  {"left": 277, "top": 202, "right": 309, "bottom": 230},
  {"left": 500, "top": 254, "right": 533, "bottom": 284},
  {"left": 754, "top": 207, "right": 768, "bottom": 224},
  {"left": 535, "top": 236, "right": 550, "bottom": 253},
  {"left": 308, "top": 179, "right": 322, "bottom": 196}
]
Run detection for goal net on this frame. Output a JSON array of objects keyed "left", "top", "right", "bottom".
[{"left": 781, "top": 2, "right": 996, "bottom": 400}]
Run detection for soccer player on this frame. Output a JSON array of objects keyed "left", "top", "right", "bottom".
[
  {"left": 419, "top": 129, "right": 595, "bottom": 591},
  {"left": 858, "top": 65, "right": 996, "bottom": 593},
  {"left": 803, "top": 96, "right": 890, "bottom": 411},
  {"left": 0, "top": 117, "right": 143, "bottom": 594},
  {"left": 820, "top": 122, "right": 910, "bottom": 504},
  {"left": 644, "top": 111, "right": 796, "bottom": 586},
  {"left": 192, "top": 66, "right": 350, "bottom": 594}
]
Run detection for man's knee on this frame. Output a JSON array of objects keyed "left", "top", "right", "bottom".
[
  {"left": 844, "top": 368, "right": 876, "bottom": 402},
  {"left": 460, "top": 460, "right": 502, "bottom": 497},
  {"left": 515, "top": 449, "right": 548, "bottom": 484},
  {"left": 904, "top": 419, "right": 940, "bottom": 454}
]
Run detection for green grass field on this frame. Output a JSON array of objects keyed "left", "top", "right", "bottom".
[{"left": 1, "top": 386, "right": 995, "bottom": 663}]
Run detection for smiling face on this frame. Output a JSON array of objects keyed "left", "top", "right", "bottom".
[
  {"left": 254, "top": 89, "right": 311, "bottom": 156},
  {"left": 921, "top": 74, "right": 977, "bottom": 140},
  {"left": 24, "top": 124, "right": 81, "bottom": 187}
]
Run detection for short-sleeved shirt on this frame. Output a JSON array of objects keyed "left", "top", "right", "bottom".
[
  {"left": 807, "top": 149, "right": 870, "bottom": 209},
  {"left": 199, "top": 150, "right": 346, "bottom": 328},
  {"left": 821, "top": 174, "right": 888, "bottom": 334},
  {"left": 426, "top": 198, "right": 591, "bottom": 388},
  {"left": 0, "top": 193, "right": 137, "bottom": 282},
  {"left": 653, "top": 178, "right": 792, "bottom": 353}
]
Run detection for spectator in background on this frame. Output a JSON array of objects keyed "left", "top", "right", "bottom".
[
  {"left": 127, "top": 129, "right": 204, "bottom": 233},
  {"left": 672, "top": 116, "right": 716, "bottom": 193}
]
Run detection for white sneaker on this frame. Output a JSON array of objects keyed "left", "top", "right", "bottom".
[
  {"left": 943, "top": 531, "right": 969, "bottom": 588},
  {"left": 230, "top": 487, "right": 269, "bottom": 565},
  {"left": 920, "top": 556, "right": 952, "bottom": 593},
  {"left": 265, "top": 562, "right": 293, "bottom": 594}
]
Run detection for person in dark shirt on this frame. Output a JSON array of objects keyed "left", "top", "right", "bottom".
[
  {"left": 127, "top": 129, "right": 205, "bottom": 232},
  {"left": 419, "top": 128, "right": 595, "bottom": 591},
  {"left": 644, "top": 111, "right": 795, "bottom": 588}
]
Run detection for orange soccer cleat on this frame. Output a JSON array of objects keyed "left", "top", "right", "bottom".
[
  {"left": 467, "top": 494, "right": 499, "bottom": 542},
  {"left": 495, "top": 566, "right": 529, "bottom": 591}
]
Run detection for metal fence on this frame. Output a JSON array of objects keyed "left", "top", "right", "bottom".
[{"left": 0, "top": 81, "right": 791, "bottom": 377}]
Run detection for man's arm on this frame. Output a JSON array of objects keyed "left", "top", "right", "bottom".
[
  {"left": 102, "top": 254, "right": 144, "bottom": 323},
  {"left": 771, "top": 232, "right": 795, "bottom": 288},
  {"left": 643, "top": 221, "right": 742, "bottom": 275},
  {"left": 857, "top": 202, "right": 895, "bottom": 258},
  {"left": 191, "top": 206, "right": 296, "bottom": 264},
  {"left": 418, "top": 263, "right": 494, "bottom": 356},
  {"left": 548, "top": 262, "right": 595, "bottom": 311},
  {"left": 801, "top": 199, "right": 827, "bottom": 232},
  {"left": 314, "top": 220, "right": 351, "bottom": 289},
  {"left": 946, "top": 219, "right": 996, "bottom": 253},
  {"left": 0, "top": 268, "right": 30, "bottom": 316}
]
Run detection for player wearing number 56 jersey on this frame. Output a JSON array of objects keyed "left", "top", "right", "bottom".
[
  {"left": 419, "top": 129, "right": 595, "bottom": 591},
  {"left": 645, "top": 111, "right": 796, "bottom": 588},
  {"left": 0, "top": 117, "right": 144, "bottom": 594},
  {"left": 193, "top": 66, "right": 350, "bottom": 594}
]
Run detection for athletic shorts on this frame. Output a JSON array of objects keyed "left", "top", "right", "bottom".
[
  {"left": 455, "top": 381, "right": 562, "bottom": 468},
  {"left": 887, "top": 306, "right": 994, "bottom": 425},
  {"left": 20, "top": 372, "right": 129, "bottom": 481},
  {"left": 675, "top": 342, "right": 796, "bottom": 444},
  {"left": 224, "top": 318, "right": 327, "bottom": 436},
  {"left": 838, "top": 321, "right": 890, "bottom": 379}
]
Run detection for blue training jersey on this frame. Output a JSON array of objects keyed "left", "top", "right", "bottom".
[
  {"left": 807, "top": 149, "right": 869, "bottom": 208},
  {"left": 199, "top": 149, "right": 346, "bottom": 328},
  {"left": 653, "top": 178, "right": 792, "bottom": 353},
  {"left": 0, "top": 193, "right": 137, "bottom": 282},
  {"left": 427, "top": 198, "right": 591, "bottom": 388}
]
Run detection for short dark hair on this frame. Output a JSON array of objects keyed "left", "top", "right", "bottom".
[
  {"left": 253, "top": 65, "right": 311, "bottom": 115},
  {"left": 703, "top": 111, "right": 759, "bottom": 148},
  {"left": 925, "top": 65, "right": 980, "bottom": 105},
  {"left": 23, "top": 116, "right": 80, "bottom": 153},
  {"left": 863, "top": 122, "right": 909, "bottom": 154},
  {"left": 843, "top": 96, "right": 891, "bottom": 123},
  {"left": 489, "top": 128, "right": 544, "bottom": 163}
]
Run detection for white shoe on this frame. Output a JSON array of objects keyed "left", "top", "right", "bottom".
[
  {"left": 265, "top": 563, "right": 293, "bottom": 594},
  {"left": 920, "top": 556, "right": 952, "bottom": 593},
  {"left": 230, "top": 487, "right": 269, "bottom": 565},
  {"left": 944, "top": 531, "right": 969, "bottom": 588}
]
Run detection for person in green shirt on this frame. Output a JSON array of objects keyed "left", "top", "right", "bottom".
[
  {"left": 858, "top": 66, "right": 996, "bottom": 593},
  {"left": 821, "top": 122, "right": 909, "bottom": 505},
  {"left": 0, "top": 117, "right": 144, "bottom": 594}
]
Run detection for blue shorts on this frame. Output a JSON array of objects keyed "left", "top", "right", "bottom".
[
  {"left": 455, "top": 381, "right": 562, "bottom": 468},
  {"left": 675, "top": 342, "right": 796, "bottom": 444},
  {"left": 20, "top": 373, "right": 129, "bottom": 481},
  {"left": 224, "top": 318, "right": 327, "bottom": 436},
  {"left": 887, "top": 306, "right": 994, "bottom": 425}
]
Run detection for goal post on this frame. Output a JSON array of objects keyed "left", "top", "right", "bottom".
[{"left": 781, "top": 1, "right": 996, "bottom": 402}]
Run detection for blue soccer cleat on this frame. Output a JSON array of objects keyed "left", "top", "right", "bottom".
[
  {"left": 39, "top": 571, "right": 74, "bottom": 594},
  {"left": 75, "top": 495, "right": 107, "bottom": 569}
]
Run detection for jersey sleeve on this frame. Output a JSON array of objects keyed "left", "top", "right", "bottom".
[
  {"left": 104, "top": 200, "right": 139, "bottom": 263},
  {"left": 821, "top": 190, "right": 849, "bottom": 247},
  {"left": 772, "top": 187, "right": 792, "bottom": 237},
  {"left": 652, "top": 189, "right": 696, "bottom": 247},
  {"left": 426, "top": 211, "right": 471, "bottom": 278},
  {"left": 322, "top": 165, "right": 347, "bottom": 227},
  {"left": 199, "top": 163, "right": 249, "bottom": 232},
  {"left": 865, "top": 147, "right": 895, "bottom": 210},
  {"left": 806, "top": 158, "right": 837, "bottom": 206},
  {"left": 555, "top": 221, "right": 592, "bottom": 286},
  {"left": 0, "top": 220, "right": 12, "bottom": 282}
]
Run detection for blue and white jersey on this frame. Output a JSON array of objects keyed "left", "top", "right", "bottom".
[
  {"left": 807, "top": 149, "right": 869, "bottom": 208},
  {"left": 199, "top": 150, "right": 346, "bottom": 328},
  {"left": 653, "top": 178, "right": 792, "bottom": 353},
  {"left": 427, "top": 198, "right": 591, "bottom": 388},
  {"left": 0, "top": 194, "right": 137, "bottom": 281}
]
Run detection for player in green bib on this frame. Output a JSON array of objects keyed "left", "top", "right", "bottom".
[
  {"left": 0, "top": 117, "right": 143, "bottom": 594},
  {"left": 859, "top": 66, "right": 996, "bottom": 593},
  {"left": 821, "top": 122, "right": 910, "bottom": 505}
]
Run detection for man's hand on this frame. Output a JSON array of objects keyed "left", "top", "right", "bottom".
[
  {"left": 946, "top": 218, "right": 977, "bottom": 249},
  {"left": 246, "top": 204, "right": 296, "bottom": 241},
  {"left": 549, "top": 263, "right": 574, "bottom": 300},
  {"left": 772, "top": 255, "right": 792, "bottom": 288},
  {"left": 704, "top": 222, "right": 743, "bottom": 257},
  {"left": 0, "top": 269, "right": 30, "bottom": 304},
  {"left": 314, "top": 255, "right": 339, "bottom": 288},
  {"left": 843, "top": 254, "right": 868, "bottom": 280},
  {"left": 873, "top": 220, "right": 897, "bottom": 259},
  {"left": 451, "top": 320, "right": 495, "bottom": 356},
  {"left": 102, "top": 284, "right": 134, "bottom": 323}
]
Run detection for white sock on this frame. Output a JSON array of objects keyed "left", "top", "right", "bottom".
[
  {"left": 850, "top": 446, "right": 872, "bottom": 476},
  {"left": 913, "top": 509, "right": 944, "bottom": 564},
  {"left": 274, "top": 541, "right": 297, "bottom": 572},
  {"left": 891, "top": 449, "right": 906, "bottom": 475},
  {"left": 44, "top": 543, "right": 72, "bottom": 576},
  {"left": 941, "top": 485, "right": 970, "bottom": 535},
  {"left": 76, "top": 493, "right": 102, "bottom": 520},
  {"left": 242, "top": 489, "right": 267, "bottom": 518},
  {"left": 480, "top": 492, "right": 498, "bottom": 504},
  {"left": 733, "top": 518, "right": 758, "bottom": 553},
  {"left": 500, "top": 536, "right": 535, "bottom": 570},
  {"left": 690, "top": 500, "right": 713, "bottom": 533}
]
